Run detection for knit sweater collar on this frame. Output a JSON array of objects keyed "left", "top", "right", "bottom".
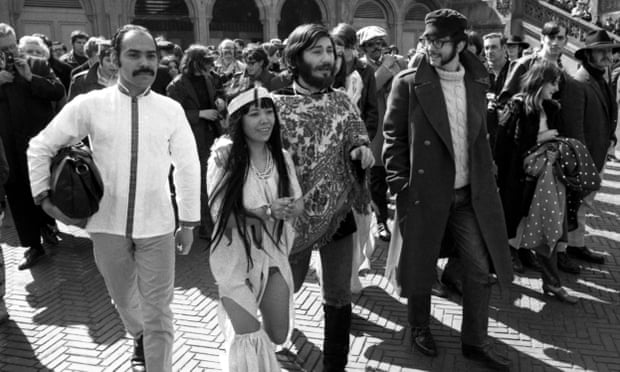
[{"left": 435, "top": 64, "right": 465, "bottom": 81}]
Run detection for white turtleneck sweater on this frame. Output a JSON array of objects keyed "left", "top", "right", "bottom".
[{"left": 436, "top": 65, "right": 469, "bottom": 189}]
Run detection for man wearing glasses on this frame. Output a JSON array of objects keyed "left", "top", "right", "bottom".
[
  {"left": 382, "top": 9, "right": 512, "bottom": 370},
  {"left": 357, "top": 25, "right": 407, "bottom": 243}
]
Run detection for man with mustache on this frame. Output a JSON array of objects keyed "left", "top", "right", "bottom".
[
  {"left": 567, "top": 30, "right": 618, "bottom": 265},
  {"left": 27, "top": 24, "right": 200, "bottom": 372},
  {"left": 382, "top": 9, "right": 512, "bottom": 369},
  {"left": 272, "top": 24, "right": 373, "bottom": 372}
]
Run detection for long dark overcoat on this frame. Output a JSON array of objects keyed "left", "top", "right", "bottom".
[
  {"left": 382, "top": 51, "right": 513, "bottom": 297},
  {"left": 573, "top": 66, "right": 618, "bottom": 172}
]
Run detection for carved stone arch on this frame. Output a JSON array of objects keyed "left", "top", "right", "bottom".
[
  {"left": 206, "top": 0, "right": 265, "bottom": 20},
  {"left": 275, "top": 0, "right": 328, "bottom": 24},
  {"left": 401, "top": 1, "right": 432, "bottom": 23},
  {"left": 351, "top": 0, "right": 397, "bottom": 26},
  {"left": 126, "top": 0, "right": 197, "bottom": 20}
]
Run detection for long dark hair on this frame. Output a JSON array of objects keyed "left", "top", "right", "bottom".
[
  {"left": 209, "top": 97, "right": 292, "bottom": 269},
  {"left": 519, "top": 60, "right": 561, "bottom": 114}
]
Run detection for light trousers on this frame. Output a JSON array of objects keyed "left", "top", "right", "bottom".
[{"left": 91, "top": 232, "right": 175, "bottom": 372}]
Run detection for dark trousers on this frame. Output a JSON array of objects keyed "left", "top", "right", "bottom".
[
  {"left": 407, "top": 186, "right": 493, "bottom": 347},
  {"left": 370, "top": 165, "right": 389, "bottom": 224},
  {"left": 5, "top": 176, "right": 53, "bottom": 251},
  {"left": 536, "top": 250, "right": 561, "bottom": 287}
]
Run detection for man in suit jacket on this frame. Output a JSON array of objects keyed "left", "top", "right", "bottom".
[
  {"left": 0, "top": 23, "right": 66, "bottom": 270},
  {"left": 568, "top": 30, "right": 618, "bottom": 264},
  {"left": 167, "top": 45, "right": 225, "bottom": 239},
  {"left": 382, "top": 10, "right": 512, "bottom": 369}
]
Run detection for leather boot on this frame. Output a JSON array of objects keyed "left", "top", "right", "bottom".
[{"left": 323, "top": 304, "right": 351, "bottom": 372}]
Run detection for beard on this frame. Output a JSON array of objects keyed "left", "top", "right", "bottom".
[
  {"left": 297, "top": 58, "right": 335, "bottom": 90},
  {"left": 429, "top": 46, "right": 459, "bottom": 68}
]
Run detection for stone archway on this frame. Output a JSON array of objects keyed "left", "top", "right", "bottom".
[
  {"left": 209, "top": 0, "right": 262, "bottom": 44},
  {"left": 131, "top": 0, "right": 194, "bottom": 48},
  {"left": 352, "top": 0, "right": 391, "bottom": 31},
  {"left": 402, "top": 2, "right": 431, "bottom": 55},
  {"left": 277, "top": 0, "right": 324, "bottom": 39}
]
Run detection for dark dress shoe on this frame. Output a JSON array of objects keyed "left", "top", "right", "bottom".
[
  {"left": 431, "top": 280, "right": 450, "bottom": 298},
  {"left": 17, "top": 248, "right": 45, "bottom": 271},
  {"left": 376, "top": 222, "right": 391, "bottom": 242},
  {"left": 41, "top": 223, "right": 60, "bottom": 246},
  {"left": 567, "top": 246, "right": 605, "bottom": 264},
  {"left": 542, "top": 283, "right": 579, "bottom": 304},
  {"left": 510, "top": 246, "right": 524, "bottom": 274},
  {"left": 519, "top": 249, "right": 542, "bottom": 272},
  {"left": 131, "top": 335, "right": 146, "bottom": 372},
  {"left": 462, "top": 343, "right": 511, "bottom": 371},
  {"left": 557, "top": 252, "right": 580, "bottom": 274},
  {"left": 411, "top": 327, "right": 438, "bottom": 356},
  {"left": 441, "top": 273, "right": 463, "bottom": 297}
]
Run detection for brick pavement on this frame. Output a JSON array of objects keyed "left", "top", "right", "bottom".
[{"left": 1, "top": 159, "right": 619, "bottom": 371}]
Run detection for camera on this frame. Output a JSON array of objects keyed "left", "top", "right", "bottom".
[{"left": 1, "top": 51, "right": 15, "bottom": 72}]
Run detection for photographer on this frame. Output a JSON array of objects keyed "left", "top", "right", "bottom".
[{"left": 0, "top": 23, "right": 66, "bottom": 270}]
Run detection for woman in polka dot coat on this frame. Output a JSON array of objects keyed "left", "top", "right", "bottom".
[{"left": 495, "top": 60, "right": 581, "bottom": 304}]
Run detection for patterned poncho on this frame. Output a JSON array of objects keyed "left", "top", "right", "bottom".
[{"left": 272, "top": 89, "right": 370, "bottom": 253}]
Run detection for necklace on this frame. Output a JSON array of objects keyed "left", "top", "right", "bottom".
[{"left": 251, "top": 148, "right": 273, "bottom": 180}]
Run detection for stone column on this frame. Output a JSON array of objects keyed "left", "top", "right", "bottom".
[
  {"left": 195, "top": 3, "right": 210, "bottom": 44},
  {"left": 394, "top": 20, "right": 404, "bottom": 55}
]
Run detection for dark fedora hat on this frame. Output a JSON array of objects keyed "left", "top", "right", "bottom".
[
  {"left": 575, "top": 29, "right": 620, "bottom": 60},
  {"left": 506, "top": 35, "right": 529, "bottom": 48}
]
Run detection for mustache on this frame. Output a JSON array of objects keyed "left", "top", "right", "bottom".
[
  {"left": 132, "top": 68, "right": 155, "bottom": 76},
  {"left": 315, "top": 63, "right": 334, "bottom": 71}
]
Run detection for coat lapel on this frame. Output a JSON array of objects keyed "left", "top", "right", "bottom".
[
  {"left": 181, "top": 74, "right": 200, "bottom": 108},
  {"left": 464, "top": 72, "right": 484, "bottom": 146},
  {"left": 415, "top": 61, "right": 454, "bottom": 159}
]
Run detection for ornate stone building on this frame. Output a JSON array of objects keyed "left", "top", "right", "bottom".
[{"left": 0, "top": 0, "right": 503, "bottom": 54}]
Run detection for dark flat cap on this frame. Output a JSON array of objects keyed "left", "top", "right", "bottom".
[{"left": 423, "top": 8, "right": 468, "bottom": 39}]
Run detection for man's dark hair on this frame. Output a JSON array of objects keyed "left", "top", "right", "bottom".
[
  {"left": 70, "top": 30, "right": 89, "bottom": 44},
  {"left": 180, "top": 44, "right": 214, "bottom": 76},
  {"left": 243, "top": 46, "right": 268, "bottom": 68},
  {"left": 331, "top": 23, "right": 357, "bottom": 49},
  {"left": 483, "top": 32, "right": 506, "bottom": 46},
  {"left": 285, "top": 23, "right": 335, "bottom": 78},
  {"left": 466, "top": 30, "right": 483, "bottom": 56},
  {"left": 111, "top": 24, "right": 155, "bottom": 63},
  {"left": 541, "top": 21, "right": 567, "bottom": 37}
]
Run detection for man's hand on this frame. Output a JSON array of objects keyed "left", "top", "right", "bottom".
[
  {"left": 537, "top": 129, "right": 559, "bottom": 143},
  {"left": 350, "top": 146, "right": 375, "bottom": 169},
  {"left": 0, "top": 70, "right": 14, "bottom": 85},
  {"left": 215, "top": 98, "right": 226, "bottom": 112},
  {"left": 175, "top": 227, "right": 194, "bottom": 255},
  {"left": 13, "top": 57, "right": 32, "bottom": 82},
  {"left": 41, "top": 197, "right": 87, "bottom": 227},
  {"left": 199, "top": 109, "right": 219, "bottom": 121},
  {"left": 381, "top": 54, "right": 396, "bottom": 68}
]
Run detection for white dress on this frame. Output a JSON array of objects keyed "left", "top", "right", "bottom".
[{"left": 207, "top": 149, "right": 302, "bottom": 372}]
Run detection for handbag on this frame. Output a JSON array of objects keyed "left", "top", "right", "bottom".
[{"left": 49, "top": 143, "right": 104, "bottom": 219}]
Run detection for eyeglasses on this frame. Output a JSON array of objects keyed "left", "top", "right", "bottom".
[{"left": 424, "top": 37, "right": 453, "bottom": 49}]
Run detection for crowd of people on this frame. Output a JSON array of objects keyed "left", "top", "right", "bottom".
[
  {"left": 0, "top": 4, "right": 618, "bottom": 372},
  {"left": 545, "top": 0, "right": 620, "bottom": 37}
]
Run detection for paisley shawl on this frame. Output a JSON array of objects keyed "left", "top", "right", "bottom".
[{"left": 272, "top": 90, "right": 370, "bottom": 254}]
